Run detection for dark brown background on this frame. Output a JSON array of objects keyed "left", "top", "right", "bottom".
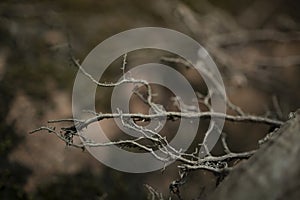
[{"left": 0, "top": 0, "right": 299, "bottom": 199}]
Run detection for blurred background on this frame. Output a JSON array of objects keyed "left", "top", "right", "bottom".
[{"left": 0, "top": 0, "right": 299, "bottom": 199}]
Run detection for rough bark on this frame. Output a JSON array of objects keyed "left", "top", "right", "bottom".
[{"left": 209, "top": 109, "right": 300, "bottom": 200}]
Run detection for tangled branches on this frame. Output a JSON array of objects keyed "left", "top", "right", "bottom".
[{"left": 30, "top": 55, "right": 284, "bottom": 177}]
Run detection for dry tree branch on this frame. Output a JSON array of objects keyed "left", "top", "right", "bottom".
[
  {"left": 30, "top": 2, "right": 295, "bottom": 194},
  {"left": 27, "top": 1, "right": 298, "bottom": 199},
  {"left": 31, "top": 57, "right": 284, "bottom": 175},
  {"left": 145, "top": 184, "right": 164, "bottom": 200},
  {"left": 208, "top": 110, "right": 300, "bottom": 200},
  {"left": 29, "top": 47, "right": 289, "bottom": 200}
]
